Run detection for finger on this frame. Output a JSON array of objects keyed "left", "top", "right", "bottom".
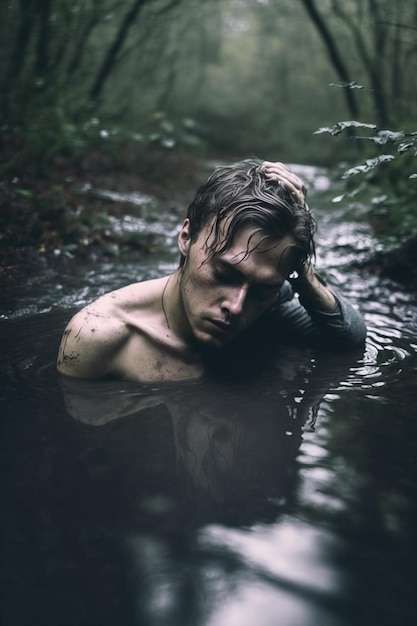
[
  {"left": 263, "top": 162, "right": 306, "bottom": 192},
  {"left": 265, "top": 176, "right": 305, "bottom": 204},
  {"left": 263, "top": 164, "right": 306, "bottom": 204}
]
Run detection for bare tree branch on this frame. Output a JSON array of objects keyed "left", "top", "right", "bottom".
[
  {"left": 90, "top": 0, "right": 153, "bottom": 101},
  {"left": 299, "top": 0, "right": 360, "bottom": 119}
]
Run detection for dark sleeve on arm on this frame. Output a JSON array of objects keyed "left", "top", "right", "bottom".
[{"left": 268, "top": 281, "right": 367, "bottom": 350}]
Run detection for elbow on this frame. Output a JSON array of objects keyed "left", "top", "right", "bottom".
[{"left": 337, "top": 317, "right": 367, "bottom": 351}]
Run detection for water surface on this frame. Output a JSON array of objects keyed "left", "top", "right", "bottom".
[{"left": 2, "top": 165, "right": 417, "bottom": 626}]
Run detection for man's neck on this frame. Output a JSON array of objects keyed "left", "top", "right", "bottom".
[{"left": 162, "top": 270, "right": 196, "bottom": 350}]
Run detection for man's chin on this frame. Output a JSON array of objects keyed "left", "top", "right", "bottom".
[
  {"left": 194, "top": 328, "right": 236, "bottom": 351},
  {"left": 196, "top": 334, "right": 228, "bottom": 350}
]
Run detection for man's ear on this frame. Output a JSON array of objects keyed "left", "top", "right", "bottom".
[{"left": 178, "top": 219, "right": 191, "bottom": 258}]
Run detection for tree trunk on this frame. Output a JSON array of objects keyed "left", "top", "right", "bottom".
[
  {"left": 35, "top": 0, "right": 51, "bottom": 76},
  {"left": 90, "top": 0, "right": 151, "bottom": 102},
  {"left": 299, "top": 0, "right": 360, "bottom": 119},
  {"left": 6, "top": 0, "right": 36, "bottom": 87}
]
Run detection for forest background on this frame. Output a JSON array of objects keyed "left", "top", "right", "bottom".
[{"left": 1, "top": 0, "right": 416, "bottom": 287}]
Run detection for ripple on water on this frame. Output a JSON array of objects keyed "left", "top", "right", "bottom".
[
  {"left": 337, "top": 324, "right": 417, "bottom": 392},
  {"left": 312, "top": 206, "right": 417, "bottom": 393}
]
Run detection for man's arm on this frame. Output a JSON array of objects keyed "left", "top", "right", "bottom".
[
  {"left": 262, "top": 160, "right": 366, "bottom": 348},
  {"left": 290, "top": 262, "right": 337, "bottom": 312},
  {"left": 56, "top": 305, "right": 128, "bottom": 379},
  {"left": 270, "top": 277, "right": 367, "bottom": 349}
]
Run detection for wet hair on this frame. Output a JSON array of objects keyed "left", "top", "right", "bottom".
[{"left": 181, "top": 158, "right": 316, "bottom": 272}]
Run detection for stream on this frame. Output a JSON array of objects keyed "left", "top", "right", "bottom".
[{"left": 1, "top": 164, "right": 417, "bottom": 626}]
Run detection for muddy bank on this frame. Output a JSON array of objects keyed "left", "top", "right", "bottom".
[{"left": 0, "top": 148, "right": 210, "bottom": 283}]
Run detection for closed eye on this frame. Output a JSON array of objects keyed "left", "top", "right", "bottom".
[
  {"left": 212, "top": 264, "right": 241, "bottom": 285},
  {"left": 252, "top": 283, "right": 281, "bottom": 300},
  {"left": 212, "top": 259, "right": 282, "bottom": 299}
]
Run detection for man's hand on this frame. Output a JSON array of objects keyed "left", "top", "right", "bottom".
[
  {"left": 262, "top": 162, "right": 335, "bottom": 311},
  {"left": 289, "top": 262, "right": 337, "bottom": 313},
  {"left": 263, "top": 161, "right": 307, "bottom": 205}
]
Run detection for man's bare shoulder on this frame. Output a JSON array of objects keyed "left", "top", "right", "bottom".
[
  {"left": 90, "top": 276, "right": 166, "bottom": 314},
  {"left": 57, "top": 277, "right": 166, "bottom": 378}
]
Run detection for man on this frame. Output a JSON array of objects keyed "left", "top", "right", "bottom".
[{"left": 57, "top": 160, "right": 366, "bottom": 382}]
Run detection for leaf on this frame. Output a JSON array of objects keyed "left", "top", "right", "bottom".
[
  {"left": 341, "top": 155, "right": 395, "bottom": 178},
  {"left": 332, "top": 188, "right": 361, "bottom": 203},
  {"left": 360, "top": 130, "right": 404, "bottom": 145},
  {"left": 329, "top": 81, "right": 364, "bottom": 90},
  {"left": 160, "top": 137, "right": 176, "bottom": 149},
  {"left": 378, "top": 130, "right": 404, "bottom": 142},
  {"left": 314, "top": 121, "right": 378, "bottom": 136},
  {"left": 160, "top": 120, "right": 175, "bottom": 134},
  {"left": 398, "top": 141, "right": 417, "bottom": 153},
  {"left": 15, "top": 188, "right": 34, "bottom": 198}
]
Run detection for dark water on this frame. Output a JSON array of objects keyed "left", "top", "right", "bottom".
[{"left": 1, "top": 165, "right": 417, "bottom": 626}]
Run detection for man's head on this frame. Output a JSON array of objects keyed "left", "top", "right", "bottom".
[
  {"left": 174, "top": 160, "right": 317, "bottom": 349},
  {"left": 180, "top": 159, "right": 316, "bottom": 272}
]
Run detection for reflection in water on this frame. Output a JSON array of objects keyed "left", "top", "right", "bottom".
[
  {"left": 2, "top": 301, "right": 417, "bottom": 625},
  {"left": 59, "top": 347, "right": 350, "bottom": 518},
  {"left": 53, "top": 349, "right": 358, "bottom": 626}
]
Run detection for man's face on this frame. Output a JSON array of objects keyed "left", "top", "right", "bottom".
[{"left": 178, "top": 218, "right": 296, "bottom": 348}]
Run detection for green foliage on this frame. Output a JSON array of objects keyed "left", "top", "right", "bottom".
[
  {"left": 78, "top": 112, "right": 205, "bottom": 174},
  {"left": 315, "top": 121, "right": 417, "bottom": 210},
  {"left": 26, "top": 106, "right": 86, "bottom": 161},
  {"left": 2, "top": 0, "right": 416, "bottom": 167},
  {"left": 315, "top": 115, "right": 417, "bottom": 289},
  {"left": 341, "top": 155, "right": 395, "bottom": 178},
  {"left": 316, "top": 121, "right": 378, "bottom": 135},
  {"left": 1, "top": 0, "right": 417, "bottom": 261}
]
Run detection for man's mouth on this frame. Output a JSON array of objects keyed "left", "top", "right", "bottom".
[{"left": 207, "top": 318, "right": 236, "bottom": 334}]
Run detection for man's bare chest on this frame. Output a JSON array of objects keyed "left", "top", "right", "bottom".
[{"left": 115, "top": 331, "right": 205, "bottom": 383}]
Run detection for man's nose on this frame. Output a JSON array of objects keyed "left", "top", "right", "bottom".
[{"left": 223, "top": 286, "right": 248, "bottom": 317}]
